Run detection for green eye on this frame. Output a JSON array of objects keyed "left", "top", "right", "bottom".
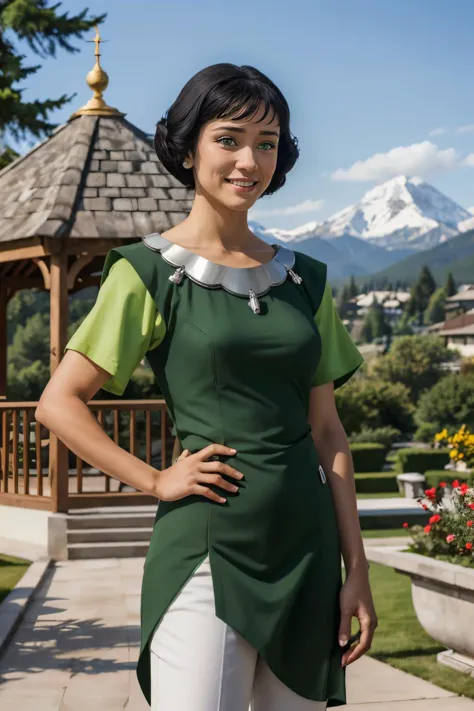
[{"left": 217, "top": 137, "right": 276, "bottom": 150}]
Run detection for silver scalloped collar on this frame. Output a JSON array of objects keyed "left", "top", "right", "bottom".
[{"left": 141, "top": 232, "right": 296, "bottom": 297}]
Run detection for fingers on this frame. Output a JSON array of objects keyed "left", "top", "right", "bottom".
[
  {"left": 200, "top": 460, "right": 244, "bottom": 481},
  {"left": 198, "top": 472, "right": 241, "bottom": 494},
  {"left": 341, "top": 617, "right": 377, "bottom": 667},
  {"left": 338, "top": 611, "right": 352, "bottom": 648},
  {"left": 192, "top": 484, "right": 228, "bottom": 504},
  {"left": 196, "top": 443, "right": 237, "bottom": 459},
  {"left": 182, "top": 444, "right": 243, "bottom": 504}
]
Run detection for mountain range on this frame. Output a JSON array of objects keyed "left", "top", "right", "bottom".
[{"left": 250, "top": 175, "right": 474, "bottom": 282}]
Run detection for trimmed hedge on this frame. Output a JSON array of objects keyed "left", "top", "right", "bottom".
[
  {"left": 354, "top": 472, "right": 399, "bottom": 494},
  {"left": 424, "top": 469, "right": 474, "bottom": 488},
  {"left": 349, "top": 426, "right": 401, "bottom": 449},
  {"left": 350, "top": 443, "right": 388, "bottom": 473},
  {"left": 394, "top": 448, "right": 450, "bottom": 475}
]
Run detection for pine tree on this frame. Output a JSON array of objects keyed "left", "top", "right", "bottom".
[
  {"left": 424, "top": 287, "right": 446, "bottom": 325},
  {"left": 417, "top": 265, "right": 437, "bottom": 311},
  {"left": 337, "top": 284, "right": 350, "bottom": 318},
  {"left": 445, "top": 271, "right": 456, "bottom": 297},
  {"left": 348, "top": 274, "right": 358, "bottom": 298},
  {"left": 406, "top": 265, "right": 437, "bottom": 323},
  {"left": 0, "top": 0, "right": 106, "bottom": 166},
  {"left": 361, "top": 296, "right": 391, "bottom": 343}
]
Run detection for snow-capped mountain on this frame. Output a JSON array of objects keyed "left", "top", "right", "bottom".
[
  {"left": 249, "top": 175, "right": 472, "bottom": 278},
  {"left": 248, "top": 220, "right": 321, "bottom": 244},
  {"left": 309, "top": 175, "right": 471, "bottom": 251},
  {"left": 248, "top": 220, "right": 411, "bottom": 279}
]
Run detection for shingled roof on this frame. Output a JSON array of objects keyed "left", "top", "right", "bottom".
[{"left": 0, "top": 113, "right": 193, "bottom": 244}]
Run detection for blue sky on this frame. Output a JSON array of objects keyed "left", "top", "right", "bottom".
[{"left": 9, "top": 0, "right": 474, "bottom": 229}]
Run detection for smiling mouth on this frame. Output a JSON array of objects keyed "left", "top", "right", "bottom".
[{"left": 225, "top": 179, "right": 258, "bottom": 185}]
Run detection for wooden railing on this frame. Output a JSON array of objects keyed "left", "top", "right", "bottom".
[{"left": 0, "top": 400, "right": 178, "bottom": 512}]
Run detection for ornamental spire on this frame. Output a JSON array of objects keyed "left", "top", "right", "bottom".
[{"left": 70, "top": 25, "right": 125, "bottom": 119}]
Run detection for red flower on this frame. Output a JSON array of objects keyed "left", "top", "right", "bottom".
[
  {"left": 467, "top": 521, "right": 474, "bottom": 528},
  {"left": 402, "top": 522, "right": 409, "bottom": 528},
  {"left": 452, "top": 479, "right": 460, "bottom": 488},
  {"left": 439, "top": 481, "right": 447, "bottom": 488},
  {"left": 460, "top": 484, "right": 470, "bottom": 495},
  {"left": 446, "top": 534, "right": 456, "bottom": 543},
  {"left": 424, "top": 487, "right": 437, "bottom": 499},
  {"left": 469, "top": 503, "right": 474, "bottom": 510},
  {"left": 429, "top": 514, "right": 441, "bottom": 524},
  {"left": 466, "top": 543, "right": 473, "bottom": 551},
  {"left": 424, "top": 525, "right": 432, "bottom": 533},
  {"left": 421, "top": 503, "right": 429, "bottom": 510}
]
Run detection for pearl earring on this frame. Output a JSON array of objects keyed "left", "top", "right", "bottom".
[{"left": 183, "top": 160, "right": 191, "bottom": 168}]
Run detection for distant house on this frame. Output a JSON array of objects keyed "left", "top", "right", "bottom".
[
  {"left": 427, "top": 302, "right": 474, "bottom": 357},
  {"left": 445, "top": 285, "right": 474, "bottom": 318},
  {"left": 351, "top": 290, "right": 411, "bottom": 320},
  {"left": 439, "top": 321, "right": 474, "bottom": 357}
]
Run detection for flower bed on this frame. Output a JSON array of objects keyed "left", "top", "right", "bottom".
[
  {"left": 403, "top": 478, "right": 474, "bottom": 567},
  {"left": 367, "top": 469, "right": 474, "bottom": 675}
]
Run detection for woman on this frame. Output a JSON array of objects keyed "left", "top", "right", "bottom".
[{"left": 36, "top": 63, "right": 377, "bottom": 710}]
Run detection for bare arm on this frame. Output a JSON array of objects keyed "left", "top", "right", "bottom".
[
  {"left": 35, "top": 349, "right": 158, "bottom": 496},
  {"left": 309, "top": 381, "right": 378, "bottom": 665},
  {"left": 308, "top": 381, "right": 368, "bottom": 575}
]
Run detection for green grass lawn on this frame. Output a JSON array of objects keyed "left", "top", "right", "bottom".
[
  {"left": 363, "top": 562, "right": 474, "bottom": 698},
  {"left": 357, "top": 491, "right": 401, "bottom": 499},
  {"left": 0, "top": 554, "right": 31, "bottom": 604},
  {"left": 362, "top": 528, "right": 411, "bottom": 538}
]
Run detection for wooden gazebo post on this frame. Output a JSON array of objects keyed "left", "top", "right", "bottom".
[
  {"left": 49, "top": 245, "right": 69, "bottom": 513},
  {"left": 0, "top": 281, "right": 7, "bottom": 402}
]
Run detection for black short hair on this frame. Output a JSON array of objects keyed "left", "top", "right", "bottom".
[{"left": 154, "top": 63, "right": 299, "bottom": 198}]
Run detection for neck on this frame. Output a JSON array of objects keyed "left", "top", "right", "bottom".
[{"left": 180, "top": 193, "right": 261, "bottom": 253}]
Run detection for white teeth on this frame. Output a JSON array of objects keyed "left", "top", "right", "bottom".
[{"left": 228, "top": 180, "right": 255, "bottom": 187}]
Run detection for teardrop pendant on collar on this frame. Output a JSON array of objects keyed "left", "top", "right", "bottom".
[
  {"left": 287, "top": 267, "right": 303, "bottom": 284},
  {"left": 168, "top": 265, "right": 186, "bottom": 284},
  {"left": 248, "top": 289, "right": 261, "bottom": 314}
]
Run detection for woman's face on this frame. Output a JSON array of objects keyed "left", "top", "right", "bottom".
[{"left": 190, "top": 102, "right": 280, "bottom": 210}]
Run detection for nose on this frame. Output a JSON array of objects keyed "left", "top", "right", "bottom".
[{"left": 235, "top": 145, "right": 259, "bottom": 173}]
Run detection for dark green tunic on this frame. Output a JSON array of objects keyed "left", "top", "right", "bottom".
[{"left": 100, "top": 238, "right": 363, "bottom": 707}]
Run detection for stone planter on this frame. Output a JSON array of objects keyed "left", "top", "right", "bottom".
[
  {"left": 367, "top": 546, "right": 474, "bottom": 675},
  {"left": 396, "top": 472, "right": 426, "bottom": 499}
]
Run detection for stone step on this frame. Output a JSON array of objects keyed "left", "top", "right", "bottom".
[
  {"left": 67, "top": 526, "right": 153, "bottom": 544},
  {"left": 67, "top": 512, "right": 156, "bottom": 530},
  {"left": 67, "top": 541, "right": 150, "bottom": 559}
]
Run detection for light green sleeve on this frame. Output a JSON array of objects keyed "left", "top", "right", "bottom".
[
  {"left": 64, "top": 257, "right": 166, "bottom": 395},
  {"left": 311, "top": 281, "right": 364, "bottom": 390}
]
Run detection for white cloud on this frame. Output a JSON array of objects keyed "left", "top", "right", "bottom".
[
  {"left": 469, "top": 207, "right": 474, "bottom": 215},
  {"left": 458, "top": 124, "right": 474, "bottom": 134},
  {"left": 331, "top": 141, "right": 459, "bottom": 182},
  {"left": 464, "top": 154, "right": 474, "bottom": 166},
  {"left": 429, "top": 127, "right": 446, "bottom": 136},
  {"left": 250, "top": 199, "right": 325, "bottom": 218}
]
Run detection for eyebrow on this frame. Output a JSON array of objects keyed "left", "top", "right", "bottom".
[{"left": 211, "top": 125, "right": 280, "bottom": 137}]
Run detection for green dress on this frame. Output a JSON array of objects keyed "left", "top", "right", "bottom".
[{"left": 65, "top": 233, "right": 364, "bottom": 707}]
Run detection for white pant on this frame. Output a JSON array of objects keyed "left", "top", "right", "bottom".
[{"left": 149, "top": 554, "right": 328, "bottom": 711}]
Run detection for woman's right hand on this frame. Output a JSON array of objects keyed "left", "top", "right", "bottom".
[{"left": 154, "top": 443, "right": 244, "bottom": 504}]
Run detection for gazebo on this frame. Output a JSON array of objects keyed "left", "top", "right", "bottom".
[{"left": 0, "top": 29, "right": 191, "bottom": 554}]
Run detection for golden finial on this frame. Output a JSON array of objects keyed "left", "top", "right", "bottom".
[{"left": 70, "top": 25, "right": 125, "bottom": 119}]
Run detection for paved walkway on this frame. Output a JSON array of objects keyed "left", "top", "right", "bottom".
[{"left": 1, "top": 556, "right": 474, "bottom": 710}]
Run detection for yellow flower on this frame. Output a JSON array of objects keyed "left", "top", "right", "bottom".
[{"left": 450, "top": 449, "right": 458, "bottom": 459}]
